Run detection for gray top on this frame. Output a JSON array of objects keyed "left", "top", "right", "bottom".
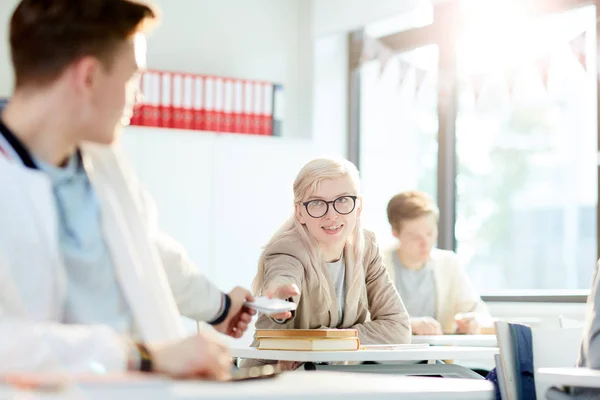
[
  {"left": 392, "top": 251, "right": 436, "bottom": 319},
  {"left": 547, "top": 262, "right": 600, "bottom": 400},
  {"left": 327, "top": 257, "right": 346, "bottom": 325}
]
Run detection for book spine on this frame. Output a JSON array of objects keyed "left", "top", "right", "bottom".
[
  {"left": 232, "top": 79, "right": 244, "bottom": 134},
  {"left": 182, "top": 74, "right": 194, "bottom": 130},
  {"left": 159, "top": 71, "right": 172, "bottom": 128},
  {"left": 171, "top": 71, "right": 184, "bottom": 129},
  {"left": 204, "top": 76, "right": 217, "bottom": 131},
  {"left": 192, "top": 75, "right": 205, "bottom": 131}
]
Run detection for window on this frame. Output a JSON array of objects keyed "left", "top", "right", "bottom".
[
  {"left": 359, "top": 45, "right": 438, "bottom": 249},
  {"left": 456, "top": 6, "right": 598, "bottom": 290}
]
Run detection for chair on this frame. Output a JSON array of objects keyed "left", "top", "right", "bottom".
[{"left": 495, "top": 321, "right": 582, "bottom": 400}]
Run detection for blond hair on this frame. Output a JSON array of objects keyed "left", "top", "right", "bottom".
[
  {"left": 252, "top": 157, "right": 366, "bottom": 304},
  {"left": 387, "top": 191, "right": 439, "bottom": 232}
]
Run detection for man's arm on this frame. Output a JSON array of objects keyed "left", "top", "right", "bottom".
[
  {"left": 154, "top": 232, "right": 228, "bottom": 324},
  {"left": 0, "top": 319, "right": 129, "bottom": 374},
  {"left": 0, "top": 253, "right": 130, "bottom": 374}
]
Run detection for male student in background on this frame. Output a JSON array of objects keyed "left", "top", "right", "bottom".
[
  {"left": 0, "top": 0, "right": 254, "bottom": 379},
  {"left": 384, "top": 191, "right": 489, "bottom": 335}
]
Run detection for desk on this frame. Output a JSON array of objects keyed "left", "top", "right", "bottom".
[
  {"left": 231, "top": 346, "right": 498, "bottom": 363},
  {"left": 233, "top": 346, "right": 498, "bottom": 379},
  {"left": 410, "top": 335, "right": 497, "bottom": 348},
  {"left": 0, "top": 372, "right": 495, "bottom": 400},
  {"left": 536, "top": 367, "right": 600, "bottom": 389}
]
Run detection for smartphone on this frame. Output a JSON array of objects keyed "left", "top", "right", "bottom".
[{"left": 229, "top": 365, "right": 282, "bottom": 382}]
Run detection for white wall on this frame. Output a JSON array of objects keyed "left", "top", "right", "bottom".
[
  {"left": 312, "top": 34, "right": 349, "bottom": 157},
  {"left": 121, "top": 127, "right": 317, "bottom": 291},
  {"left": 0, "top": 1, "right": 16, "bottom": 98}
]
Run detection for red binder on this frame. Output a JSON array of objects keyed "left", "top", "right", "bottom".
[
  {"left": 222, "top": 79, "right": 234, "bottom": 133},
  {"left": 171, "top": 72, "right": 184, "bottom": 129},
  {"left": 242, "top": 80, "right": 253, "bottom": 134},
  {"left": 204, "top": 76, "right": 217, "bottom": 131},
  {"left": 214, "top": 77, "right": 224, "bottom": 132},
  {"left": 181, "top": 74, "right": 194, "bottom": 130},
  {"left": 192, "top": 75, "right": 205, "bottom": 131},
  {"left": 232, "top": 79, "right": 244, "bottom": 134},
  {"left": 159, "top": 71, "right": 172, "bottom": 128},
  {"left": 261, "top": 82, "right": 274, "bottom": 135},
  {"left": 142, "top": 70, "right": 160, "bottom": 127},
  {"left": 251, "top": 81, "right": 263, "bottom": 135}
]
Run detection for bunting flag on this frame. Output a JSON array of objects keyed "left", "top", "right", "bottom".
[
  {"left": 359, "top": 37, "right": 378, "bottom": 64},
  {"left": 414, "top": 68, "right": 427, "bottom": 97},
  {"left": 379, "top": 46, "right": 393, "bottom": 75},
  {"left": 398, "top": 60, "right": 411, "bottom": 90},
  {"left": 359, "top": 35, "right": 395, "bottom": 77},
  {"left": 569, "top": 32, "right": 587, "bottom": 71},
  {"left": 470, "top": 74, "right": 486, "bottom": 105},
  {"left": 536, "top": 55, "right": 552, "bottom": 91},
  {"left": 357, "top": 32, "right": 584, "bottom": 99}
]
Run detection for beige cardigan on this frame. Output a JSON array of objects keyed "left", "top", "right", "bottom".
[
  {"left": 383, "top": 246, "right": 489, "bottom": 334},
  {"left": 249, "top": 229, "right": 411, "bottom": 346}
]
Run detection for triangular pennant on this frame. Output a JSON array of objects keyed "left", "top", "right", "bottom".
[
  {"left": 398, "top": 60, "right": 411, "bottom": 90},
  {"left": 359, "top": 37, "right": 378, "bottom": 64},
  {"left": 536, "top": 55, "right": 552, "bottom": 91},
  {"left": 569, "top": 32, "right": 587, "bottom": 71},
  {"left": 415, "top": 68, "right": 427, "bottom": 97},
  {"left": 379, "top": 44, "right": 393, "bottom": 75},
  {"left": 471, "top": 74, "right": 486, "bottom": 105}
]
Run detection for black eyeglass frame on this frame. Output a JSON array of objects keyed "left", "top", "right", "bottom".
[{"left": 300, "top": 195, "right": 358, "bottom": 218}]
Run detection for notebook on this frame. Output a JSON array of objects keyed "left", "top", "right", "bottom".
[
  {"left": 257, "top": 337, "right": 361, "bottom": 351},
  {"left": 255, "top": 328, "right": 358, "bottom": 339}
]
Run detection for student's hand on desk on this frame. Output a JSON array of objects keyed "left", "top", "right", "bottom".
[
  {"left": 455, "top": 313, "right": 480, "bottom": 334},
  {"left": 264, "top": 283, "right": 300, "bottom": 320},
  {"left": 151, "top": 333, "right": 231, "bottom": 380},
  {"left": 411, "top": 317, "right": 443, "bottom": 335},
  {"left": 213, "top": 287, "right": 257, "bottom": 338},
  {"left": 278, "top": 361, "right": 303, "bottom": 371}
]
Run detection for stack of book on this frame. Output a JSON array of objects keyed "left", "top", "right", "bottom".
[{"left": 255, "top": 329, "right": 360, "bottom": 351}]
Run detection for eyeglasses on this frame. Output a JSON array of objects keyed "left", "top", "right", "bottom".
[{"left": 301, "top": 195, "right": 358, "bottom": 219}]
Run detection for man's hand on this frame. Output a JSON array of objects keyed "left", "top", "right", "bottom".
[
  {"left": 264, "top": 283, "right": 300, "bottom": 320},
  {"left": 150, "top": 333, "right": 232, "bottom": 380},
  {"left": 411, "top": 317, "right": 443, "bottom": 335},
  {"left": 278, "top": 361, "right": 303, "bottom": 371},
  {"left": 455, "top": 313, "right": 480, "bottom": 334},
  {"left": 213, "top": 287, "right": 256, "bottom": 338}
]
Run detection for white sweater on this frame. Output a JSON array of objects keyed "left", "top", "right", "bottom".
[{"left": 383, "top": 246, "right": 489, "bottom": 334}]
